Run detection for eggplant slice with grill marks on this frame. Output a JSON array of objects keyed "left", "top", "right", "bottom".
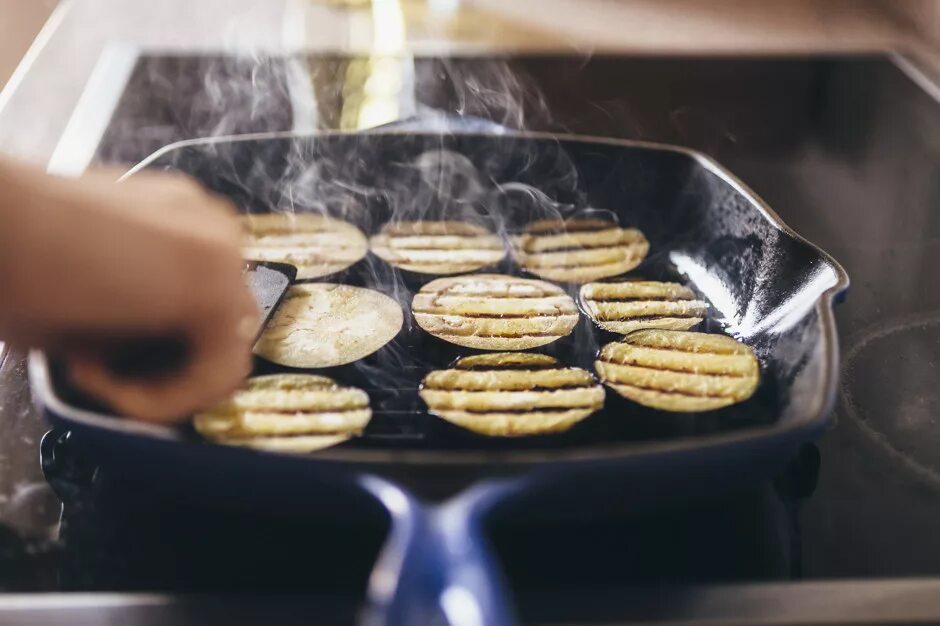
[
  {"left": 241, "top": 213, "right": 368, "bottom": 280},
  {"left": 194, "top": 374, "right": 372, "bottom": 452},
  {"left": 369, "top": 220, "right": 506, "bottom": 275},
  {"left": 596, "top": 329, "right": 760, "bottom": 412},
  {"left": 580, "top": 280, "right": 708, "bottom": 334},
  {"left": 421, "top": 352, "right": 605, "bottom": 436},
  {"left": 512, "top": 218, "right": 649, "bottom": 284},
  {"left": 411, "top": 273, "right": 579, "bottom": 350}
]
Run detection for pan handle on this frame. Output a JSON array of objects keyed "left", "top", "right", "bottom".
[{"left": 359, "top": 476, "right": 516, "bottom": 626}]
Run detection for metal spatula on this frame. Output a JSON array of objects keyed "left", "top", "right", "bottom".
[{"left": 243, "top": 260, "right": 297, "bottom": 332}]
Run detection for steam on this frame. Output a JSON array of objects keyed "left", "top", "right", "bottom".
[
  {"left": 129, "top": 53, "right": 624, "bottom": 397},
  {"left": 281, "top": 61, "right": 604, "bottom": 395},
  {"left": 431, "top": 58, "right": 553, "bottom": 131}
]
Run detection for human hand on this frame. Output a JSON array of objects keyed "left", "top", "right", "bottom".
[{"left": 0, "top": 161, "right": 257, "bottom": 422}]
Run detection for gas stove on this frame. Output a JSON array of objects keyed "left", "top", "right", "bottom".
[{"left": 2, "top": 52, "right": 940, "bottom": 625}]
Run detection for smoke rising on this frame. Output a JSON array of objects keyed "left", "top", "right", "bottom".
[{"left": 128, "top": 53, "right": 649, "bottom": 406}]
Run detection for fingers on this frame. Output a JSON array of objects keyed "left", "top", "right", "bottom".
[
  {"left": 67, "top": 285, "right": 258, "bottom": 424},
  {"left": 68, "top": 328, "right": 254, "bottom": 424},
  {"left": 179, "top": 281, "right": 259, "bottom": 416},
  {"left": 68, "top": 356, "right": 195, "bottom": 423}
]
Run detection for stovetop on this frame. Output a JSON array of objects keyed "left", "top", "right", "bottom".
[{"left": 2, "top": 52, "right": 940, "bottom": 622}]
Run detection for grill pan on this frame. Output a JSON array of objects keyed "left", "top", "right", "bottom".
[{"left": 30, "top": 116, "right": 848, "bottom": 626}]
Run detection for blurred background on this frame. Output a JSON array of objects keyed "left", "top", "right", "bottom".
[{"left": 3, "top": 1, "right": 940, "bottom": 90}]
